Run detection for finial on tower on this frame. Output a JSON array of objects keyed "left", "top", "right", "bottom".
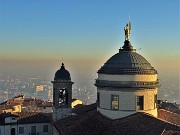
[{"left": 124, "top": 19, "right": 131, "bottom": 41}]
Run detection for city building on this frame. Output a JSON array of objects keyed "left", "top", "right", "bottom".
[
  {"left": 0, "top": 112, "right": 53, "bottom": 135},
  {"left": 0, "top": 21, "right": 179, "bottom": 135},
  {"left": 50, "top": 21, "right": 180, "bottom": 134},
  {"left": 0, "top": 95, "right": 81, "bottom": 114}
]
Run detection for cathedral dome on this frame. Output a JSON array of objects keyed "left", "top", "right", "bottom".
[
  {"left": 95, "top": 21, "right": 160, "bottom": 119},
  {"left": 98, "top": 40, "right": 157, "bottom": 75},
  {"left": 54, "top": 63, "right": 71, "bottom": 80}
]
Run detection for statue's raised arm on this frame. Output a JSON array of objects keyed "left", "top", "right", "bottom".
[{"left": 124, "top": 20, "right": 131, "bottom": 40}]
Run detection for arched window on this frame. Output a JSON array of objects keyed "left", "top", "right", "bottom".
[{"left": 59, "top": 88, "right": 68, "bottom": 106}]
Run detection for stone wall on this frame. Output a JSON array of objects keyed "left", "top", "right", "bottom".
[{"left": 98, "top": 88, "right": 158, "bottom": 118}]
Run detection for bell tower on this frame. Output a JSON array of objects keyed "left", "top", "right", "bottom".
[{"left": 52, "top": 63, "right": 74, "bottom": 121}]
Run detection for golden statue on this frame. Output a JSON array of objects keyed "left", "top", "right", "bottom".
[{"left": 124, "top": 20, "right": 131, "bottom": 40}]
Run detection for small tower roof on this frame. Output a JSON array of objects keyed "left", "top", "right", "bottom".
[{"left": 54, "top": 63, "right": 71, "bottom": 80}]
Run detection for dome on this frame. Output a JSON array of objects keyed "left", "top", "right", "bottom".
[
  {"left": 98, "top": 40, "right": 157, "bottom": 75},
  {"left": 54, "top": 63, "right": 71, "bottom": 80},
  {"left": 95, "top": 21, "right": 160, "bottom": 119}
]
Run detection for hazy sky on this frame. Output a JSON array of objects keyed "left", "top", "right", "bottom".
[{"left": 0, "top": 0, "right": 179, "bottom": 75}]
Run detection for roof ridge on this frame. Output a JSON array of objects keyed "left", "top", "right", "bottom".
[
  {"left": 156, "top": 117, "right": 180, "bottom": 127},
  {"left": 158, "top": 108, "right": 180, "bottom": 115}
]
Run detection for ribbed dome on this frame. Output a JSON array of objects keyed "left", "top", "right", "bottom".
[
  {"left": 54, "top": 63, "right": 71, "bottom": 80},
  {"left": 98, "top": 40, "right": 157, "bottom": 75}
]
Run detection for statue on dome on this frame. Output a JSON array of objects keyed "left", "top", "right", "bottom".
[{"left": 124, "top": 20, "right": 131, "bottom": 40}]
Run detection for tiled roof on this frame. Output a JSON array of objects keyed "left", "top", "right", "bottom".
[
  {"left": 159, "top": 102, "right": 180, "bottom": 114},
  {"left": 0, "top": 112, "right": 52, "bottom": 125},
  {"left": 54, "top": 63, "right": 71, "bottom": 80},
  {"left": 0, "top": 103, "right": 179, "bottom": 135},
  {"left": 53, "top": 104, "right": 180, "bottom": 135},
  {"left": 158, "top": 109, "right": 180, "bottom": 126},
  {"left": 0, "top": 101, "right": 8, "bottom": 105},
  {"left": 0, "top": 113, "right": 19, "bottom": 118},
  {"left": 37, "top": 101, "right": 53, "bottom": 107},
  {"left": 72, "top": 103, "right": 97, "bottom": 114},
  {"left": 161, "top": 124, "right": 180, "bottom": 135},
  {"left": 17, "top": 112, "right": 52, "bottom": 124},
  {"left": 0, "top": 113, "right": 19, "bottom": 125},
  {"left": 0, "top": 104, "right": 13, "bottom": 110}
]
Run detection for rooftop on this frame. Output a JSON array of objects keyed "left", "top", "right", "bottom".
[
  {"left": 98, "top": 40, "right": 157, "bottom": 75},
  {"left": 0, "top": 102, "right": 179, "bottom": 135},
  {"left": 54, "top": 63, "right": 71, "bottom": 81},
  {"left": 0, "top": 112, "right": 52, "bottom": 125},
  {"left": 53, "top": 103, "right": 180, "bottom": 135}
]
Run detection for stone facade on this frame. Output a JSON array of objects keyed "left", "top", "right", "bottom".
[
  {"left": 0, "top": 122, "right": 52, "bottom": 135},
  {"left": 97, "top": 88, "right": 158, "bottom": 119},
  {"left": 52, "top": 107, "right": 72, "bottom": 120}
]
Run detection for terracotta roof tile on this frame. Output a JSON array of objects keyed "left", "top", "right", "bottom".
[
  {"left": 158, "top": 109, "right": 180, "bottom": 126},
  {"left": 159, "top": 102, "right": 180, "bottom": 114},
  {"left": 17, "top": 112, "right": 52, "bottom": 124},
  {"left": 53, "top": 104, "right": 180, "bottom": 135},
  {"left": 0, "top": 112, "right": 52, "bottom": 125}
]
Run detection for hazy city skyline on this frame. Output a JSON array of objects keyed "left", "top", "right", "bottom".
[{"left": 0, "top": 0, "right": 179, "bottom": 76}]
